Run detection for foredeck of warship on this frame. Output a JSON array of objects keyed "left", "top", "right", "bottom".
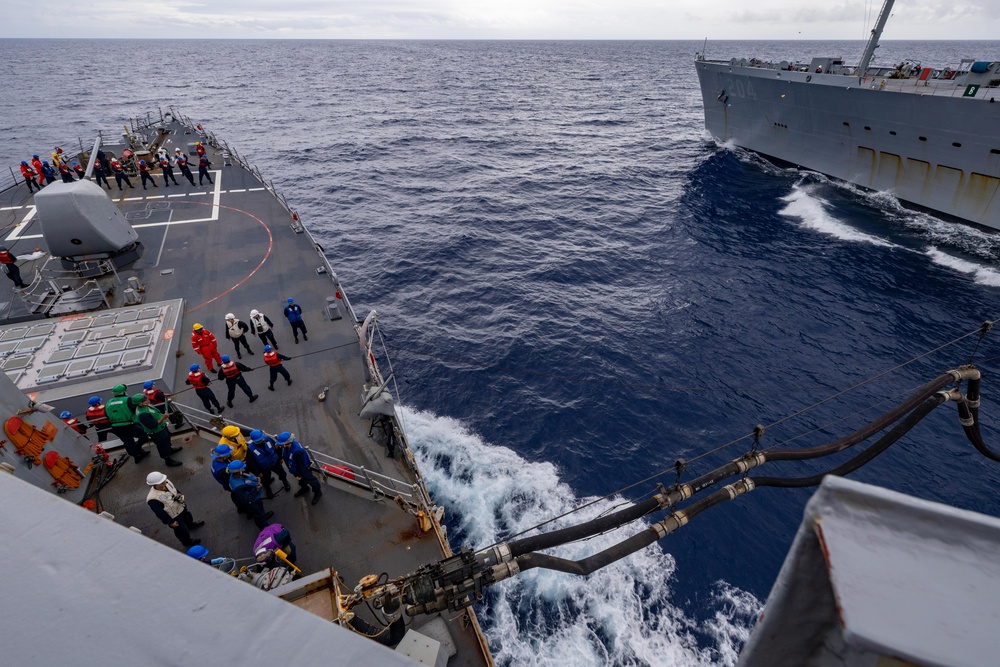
[{"left": 0, "top": 119, "right": 490, "bottom": 666}]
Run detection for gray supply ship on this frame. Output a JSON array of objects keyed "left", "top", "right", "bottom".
[
  {"left": 4, "top": 108, "right": 1000, "bottom": 667},
  {"left": 695, "top": 0, "right": 1000, "bottom": 230}
]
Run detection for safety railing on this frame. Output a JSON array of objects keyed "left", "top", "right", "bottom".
[{"left": 171, "top": 401, "right": 426, "bottom": 509}]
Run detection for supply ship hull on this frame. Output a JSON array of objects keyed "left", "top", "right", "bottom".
[{"left": 695, "top": 56, "right": 1000, "bottom": 229}]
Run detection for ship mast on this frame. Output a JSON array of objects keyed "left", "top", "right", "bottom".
[{"left": 857, "top": 0, "right": 895, "bottom": 76}]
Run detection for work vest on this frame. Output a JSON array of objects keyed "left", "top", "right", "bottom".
[
  {"left": 59, "top": 163, "right": 70, "bottom": 175},
  {"left": 147, "top": 481, "right": 185, "bottom": 519},
  {"left": 227, "top": 320, "right": 243, "bottom": 339},
  {"left": 221, "top": 362, "right": 241, "bottom": 379},
  {"left": 219, "top": 435, "right": 248, "bottom": 461},
  {"left": 176, "top": 156, "right": 188, "bottom": 168},
  {"left": 86, "top": 404, "right": 108, "bottom": 425},
  {"left": 139, "top": 162, "right": 150, "bottom": 173},
  {"left": 264, "top": 351, "right": 281, "bottom": 367},
  {"left": 62, "top": 417, "right": 85, "bottom": 434},
  {"left": 199, "top": 156, "right": 210, "bottom": 168},
  {"left": 143, "top": 387, "right": 164, "bottom": 405},
  {"left": 73, "top": 165, "right": 84, "bottom": 177},
  {"left": 110, "top": 160, "right": 123, "bottom": 173},
  {"left": 105, "top": 396, "right": 135, "bottom": 427},
  {"left": 31, "top": 159, "right": 43, "bottom": 174},
  {"left": 251, "top": 314, "right": 270, "bottom": 333},
  {"left": 284, "top": 305, "right": 302, "bottom": 322},
  {"left": 187, "top": 371, "right": 210, "bottom": 389},
  {"left": 134, "top": 404, "right": 166, "bottom": 435},
  {"left": 159, "top": 158, "right": 170, "bottom": 169},
  {"left": 0, "top": 250, "right": 14, "bottom": 265},
  {"left": 20, "top": 164, "right": 35, "bottom": 178},
  {"left": 196, "top": 145, "right": 206, "bottom": 156},
  {"left": 281, "top": 440, "right": 310, "bottom": 476},
  {"left": 250, "top": 439, "right": 279, "bottom": 469}
]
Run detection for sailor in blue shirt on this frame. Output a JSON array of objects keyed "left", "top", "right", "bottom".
[
  {"left": 248, "top": 429, "right": 290, "bottom": 499},
  {"left": 276, "top": 431, "right": 322, "bottom": 504},
  {"left": 228, "top": 459, "right": 273, "bottom": 528}
]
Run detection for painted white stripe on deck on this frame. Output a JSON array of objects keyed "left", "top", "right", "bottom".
[
  {"left": 4, "top": 207, "right": 37, "bottom": 241},
  {"left": 0, "top": 206, "right": 25, "bottom": 211},
  {"left": 248, "top": 188, "right": 265, "bottom": 192},
  {"left": 228, "top": 189, "right": 246, "bottom": 193},
  {"left": 124, "top": 197, "right": 143, "bottom": 202},
  {"left": 168, "top": 194, "right": 186, "bottom": 198},
  {"left": 146, "top": 196, "right": 165, "bottom": 200}
]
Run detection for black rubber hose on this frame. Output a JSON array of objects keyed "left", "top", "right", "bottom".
[
  {"left": 348, "top": 614, "right": 407, "bottom": 647},
  {"left": 508, "top": 496, "right": 664, "bottom": 558},
  {"left": 764, "top": 373, "right": 955, "bottom": 461},
  {"left": 753, "top": 394, "right": 945, "bottom": 488},
  {"left": 514, "top": 485, "right": 741, "bottom": 576}
]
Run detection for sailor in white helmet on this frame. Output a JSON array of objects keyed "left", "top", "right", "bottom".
[
  {"left": 223, "top": 312, "right": 254, "bottom": 359},
  {"left": 146, "top": 472, "right": 205, "bottom": 548},
  {"left": 248, "top": 308, "right": 280, "bottom": 350}
]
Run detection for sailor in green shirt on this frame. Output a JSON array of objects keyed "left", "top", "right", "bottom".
[{"left": 133, "top": 393, "right": 184, "bottom": 467}]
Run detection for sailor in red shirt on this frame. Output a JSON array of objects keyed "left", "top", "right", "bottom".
[
  {"left": 57, "top": 161, "right": 74, "bottom": 183},
  {"left": 30, "top": 155, "right": 45, "bottom": 187},
  {"left": 191, "top": 323, "right": 223, "bottom": 371},
  {"left": 158, "top": 155, "right": 180, "bottom": 186},
  {"left": 174, "top": 153, "right": 196, "bottom": 185},
  {"left": 19, "top": 161, "right": 39, "bottom": 193},
  {"left": 86, "top": 396, "right": 111, "bottom": 442}
]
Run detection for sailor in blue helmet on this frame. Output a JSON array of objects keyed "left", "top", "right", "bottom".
[
  {"left": 19, "top": 160, "right": 39, "bottom": 192},
  {"left": 217, "top": 354, "right": 258, "bottom": 408},
  {"left": 228, "top": 459, "right": 273, "bottom": 528},
  {"left": 143, "top": 379, "right": 184, "bottom": 428},
  {"left": 187, "top": 544, "right": 211, "bottom": 562},
  {"left": 40, "top": 160, "right": 56, "bottom": 185},
  {"left": 72, "top": 161, "right": 85, "bottom": 181},
  {"left": 248, "top": 429, "right": 290, "bottom": 499},
  {"left": 86, "top": 395, "right": 112, "bottom": 442},
  {"left": 60, "top": 410, "right": 88, "bottom": 435},
  {"left": 283, "top": 297, "right": 307, "bottom": 343},
  {"left": 210, "top": 444, "right": 235, "bottom": 492},
  {"left": 137, "top": 159, "right": 158, "bottom": 190},
  {"left": 186, "top": 363, "right": 223, "bottom": 414},
  {"left": 262, "top": 345, "right": 292, "bottom": 392},
  {"left": 276, "top": 431, "right": 322, "bottom": 505}
]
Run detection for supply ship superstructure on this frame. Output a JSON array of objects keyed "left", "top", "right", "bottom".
[{"left": 695, "top": 0, "right": 1000, "bottom": 229}]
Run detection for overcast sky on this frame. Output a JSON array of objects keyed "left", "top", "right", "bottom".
[{"left": 3, "top": 1, "right": 997, "bottom": 40}]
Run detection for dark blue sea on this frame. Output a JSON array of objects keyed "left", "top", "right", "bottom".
[{"left": 4, "top": 38, "right": 1000, "bottom": 665}]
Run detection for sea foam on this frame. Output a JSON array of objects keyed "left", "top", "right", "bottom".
[{"left": 401, "top": 406, "right": 760, "bottom": 666}]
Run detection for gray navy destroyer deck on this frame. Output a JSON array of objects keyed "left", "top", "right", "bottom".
[
  {"left": 0, "top": 111, "right": 492, "bottom": 666},
  {"left": 695, "top": 0, "right": 1000, "bottom": 230}
]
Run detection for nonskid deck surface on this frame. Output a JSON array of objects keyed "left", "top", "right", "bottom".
[{"left": 1, "top": 120, "right": 490, "bottom": 666}]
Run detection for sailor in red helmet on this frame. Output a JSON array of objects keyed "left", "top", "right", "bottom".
[
  {"left": 137, "top": 159, "right": 158, "bottom": 190},
  {"left": 191, "top": 323, "right": 223, "bottom": 371},
  {"left": 19, "top": 161, "right": 39, "bottom": 193}
]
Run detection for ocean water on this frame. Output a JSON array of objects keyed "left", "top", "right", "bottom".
[{"left": 4, "top": 38, "right": 1000, "bottom": 665}]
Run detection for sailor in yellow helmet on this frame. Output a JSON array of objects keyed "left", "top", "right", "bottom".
[{"left": 218, "top": 424, "right": 253, "bottom": 469}]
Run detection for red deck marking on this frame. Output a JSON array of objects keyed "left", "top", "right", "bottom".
[{"left": 181, "top": 201, "right": 274, "bottom": 314}]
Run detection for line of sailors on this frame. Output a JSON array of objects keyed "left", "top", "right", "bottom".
[
  {"left": 62, "top": 381, "right": 186, "bottom": 466},
  {"left": 19, "top": 141, "right": 212, "bottom": 193}
]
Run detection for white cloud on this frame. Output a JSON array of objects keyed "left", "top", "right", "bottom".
[{"left": 2, "top": 0, "right": 998, "bottom": 39}]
